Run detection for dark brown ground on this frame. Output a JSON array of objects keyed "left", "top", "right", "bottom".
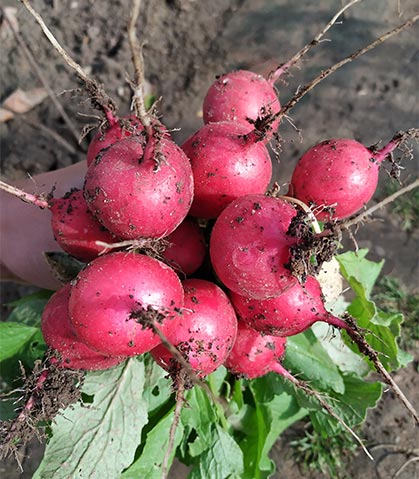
[{"left": 1, "top": 1, "right": 418, "bottom": 478}]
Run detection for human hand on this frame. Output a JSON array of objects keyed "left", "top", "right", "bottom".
[{"left": 0, "top": 161, "right": 87, "bottom": 290}]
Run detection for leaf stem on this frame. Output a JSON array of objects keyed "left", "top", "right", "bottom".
[
  {"left": 0, "top": 180, "right": 49, "bottom": 208},
  {"left": 127, "top": 0, "right": 152, "bottom": 131}
]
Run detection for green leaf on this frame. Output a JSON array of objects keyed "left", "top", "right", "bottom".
[
  {"left": 0, "top": 397, "right": 17, "bottom": 421},
  {"left": 238, "top": 376, "right": 306, "bottom": 479},
  {"left": 308, "top": 373, "right": 383, "bottom": 436},
  {"left": 1, "top": 291, "right": 49, "bottom": 376},
  {"left": 6, "top": 289, "right": 52, "bottom": 306},
  {"left": 311, "top": 322, "right": 369, "bottom": 376},
  {"left": 336, "top": 252, "right": 411, "bottom": 371},
  {"left": 144, "top": 94, "right": 157, "bottom": 111},
  {"left": 142, "top": 354, "right": 172, "bottom": 415},
  {"left": 33, "top": 359, "right": 148, "bottom": 479},
  {"left": 188, "top": 424, "right": 244, "bottom": 479},
  {"left": 342, "top": 278, "right": 411, "bottom": 371},
  {"left": 337, "top": 249, "right": 383, "bottom": 298},
  {"left": 121, "top": 408, "right": 184, "bottom": 479},
  {"left": 6, "top": 294, "right": 51, "bottom": 326},
  {"left": 208, "top": 365, "right": 228, "bottom": 395},
  {"left": 181, "top": 387, "right": 218, "bottom": 458},
  {"left": 0, "top": 322, "right": 38, "bottom": 361},
  {"left": 284, "top": 330, "right": 345, "bottom": 394}
]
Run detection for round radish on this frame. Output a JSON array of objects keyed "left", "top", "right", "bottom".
[
  {"left": 162, "top": 218, "right": 206, "bottom": 276},
  {"left": 181, "top": 122, "right": 272, "bottom": 218},
  {"left": 230, "top": 275, "right": 347, "bottom": 337},
  {"left": 86, "top": 113, "right": 144, "bottom": 167},
  {"left": 50, "top": 189, "right": 116, "bottom": 262},
  {"left": 225, "top": 321, "right": 291, "bottom": 380},
  {"left": 41, "top": 284, "right": 125, "bottom": 370},
  {"left": 203, "top": 70, "right": 281, "bottom": 138},
  {"left": 290, "top": 137, "right": 403, "bottom": 220},
  {"left": 151, "top": 279, "right": 238, "bottom": 378},
  {"left": 69, "top": 252, "right": 184, "bottom": 356},
  {"left": 210, "top": 194, "right": 299, "bottom": 299},
  {"left": 84, "top": 133, "right": 194, "bottom": 239}
]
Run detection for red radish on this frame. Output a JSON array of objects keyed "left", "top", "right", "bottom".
[
  {"left": 41, "top": 284, "right": 125, "bottom": 370},
  {"left": 151, "top": 279, "right": 238, "bottom": 378},
  {"left": 210, "top": 194, "right": 299, "bottom": 299},
  {"left": 84, "top": 133, "right": 194, "bottom": 239},
  {"left": 86, "top": 112, "right": 143, "bottom": 167},
  {"left": 202, "top": 70, "right": 280, "bottom": 138},
  {"left": 290, "top": 134, "right": 407, "bottom": 220},
  {"left": 224, "top": 321, "right": 291, "bottom": 380},
  {"left": 230, "top": 275, "right": 348, "bottom": 337},
  {"left": 50, "top": 189, "right": 116, "bottom": 261},
  {"left": 0, "top": 182, "right": 116, "bottom": 262},
  {"left": 162, "top": 218, "right": 206, "bottom": 276},
  {"left": 69, "top": 252, "right": 184, "bottom": 356},
  {"left": 181, "top": 122, "right": 272, "bottom": 218}
]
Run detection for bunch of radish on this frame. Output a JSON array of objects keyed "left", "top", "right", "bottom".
[
  {"left": 3, "top": 58, "right": 409, "bottom": 386},
  {"left": 2, "top": 0, "right": 418, "bottom": 434}
]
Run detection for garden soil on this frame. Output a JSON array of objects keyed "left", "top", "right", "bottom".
[{"left": 1, "top": 1, "right": 418, "bottom": 478}]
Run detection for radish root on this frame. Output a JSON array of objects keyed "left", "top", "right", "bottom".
[
  {"left": 160, "top": 372, "right": 186, "bottom": 479},
  {"left": 273, "top": 362, "right": 374, "bottom": 460},
  {"left": 342, "top": 315, "right": 419, "bottom": 426},
  {"left": 127, "top": 0, "right": 152, "bottom": 130},
  {"left": 339, "top": 177, "right": 419, "bottom": 231}
]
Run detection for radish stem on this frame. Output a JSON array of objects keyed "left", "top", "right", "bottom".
[{"left": 0, "top": 180, "right": 49, "bottom": 209}]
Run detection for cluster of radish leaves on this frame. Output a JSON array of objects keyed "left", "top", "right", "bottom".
[{"left": 0, "top": 250, "right": 412, "bottom": 479}]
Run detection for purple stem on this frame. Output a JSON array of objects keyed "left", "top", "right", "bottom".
[
  {"left": 0, "top": 180, "right": 49, "bottom": 209},
  {"left": 370, "top": 130, "right": 418, "bottom": 164},
  {"left": 324, "top": 313, "right": 350, "bottom": 332},
  {"left": 271, "top": 361, "right": 296, "bottom": 381},
  {"left": 105, "top": 109, "right": 118, "bottom": 126}
]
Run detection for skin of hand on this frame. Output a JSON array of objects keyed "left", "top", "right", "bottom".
[{"left": 0, "top": 161, "right": 87, "bottom": 290}]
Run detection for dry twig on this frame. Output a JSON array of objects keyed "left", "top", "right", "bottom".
[
  {"left": 269, "top": 0, "right": 362, "bottom": 82},
  {"left": 340, "top": 177, "right": 419, "bottom": 231},
  {"left": 270, "top": 14, "right": 419, "bottom": 124},
  {"left": 19, "top": 0, "right": 116, "bottom": 114}
]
